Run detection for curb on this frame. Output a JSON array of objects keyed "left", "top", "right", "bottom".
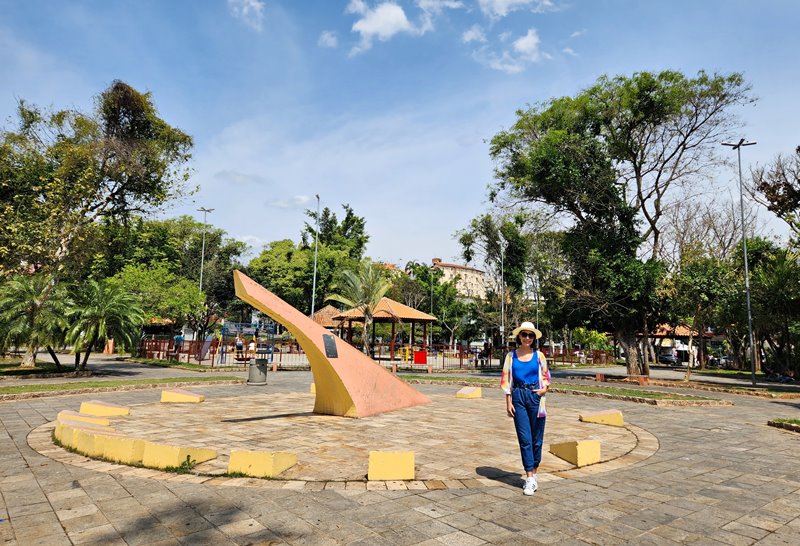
[{"left": 0, "top": 380, "right": 244, "bottom": 401}]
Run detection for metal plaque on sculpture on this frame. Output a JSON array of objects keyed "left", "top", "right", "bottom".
[{"left": 323, "top": 335, "right": 338, "bottom": 359}]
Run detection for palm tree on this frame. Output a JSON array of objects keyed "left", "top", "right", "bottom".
[
  {"left": 67, "top": 279, "right": 144, "bottom": 370},
  {"left": 0, "top": 273, "right": 69, "bottom": 368},
  {"left": 327, "top": 260, "right": 392, "bottom": 354}
]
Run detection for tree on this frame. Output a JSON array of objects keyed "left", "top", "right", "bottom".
[
  {"left": 0, "top": 81, "right": 193, "bottom": 276},
  {"left": 302, "top": 204, "right": 369, "bottom": 261},
  {"left": 0, "top": 274, "right": 70, "bottom": 367},
  {"left": 490, "top": 99, "right": 667, "bottom": 375},
  {"left": 111, "top": 262, "right": 204, "bottom": 329},
  {"left": 67, "top": 279, "right": 144, "bottom": 370},
  {"left": 491, "top": 70, "right": 752, "bottom": 259},
  {"left": 753, "top": 146, "right": 800, "bottom": 241},
  {"left": 326, "top": 260, "right": 392, "bottom": 354},
  {"left": 670, "top": 257, "right": 731, "bottom": 379}
]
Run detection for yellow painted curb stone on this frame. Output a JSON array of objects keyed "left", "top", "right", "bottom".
[
  {"left": 141, "top": 441, "right": 217, "bottom": 469},
  {"left": 310, "top": 383, "right": 316, "bottom": 394},
  {"left": 55, "top": 420, "right": 115, "bottom": 448},
  {"left": 549, "top": 440, "right": 601, "bottom": 467},
  {"left": 74, "top": 429, "right": 124, "bottom": 458},
  {"left": 456, "top": 387, "right": 482, "bottom": 399},
  {"left": 103, "top": 436, "right": 147, "bottom": 465},
  {"left": 57, "top": 410, "right": 111, "bottom": 427},
  {"left": 79, "top": 400, "right": 130, "bottom": 417},
  {"left": 228, "top": 450, "right": 297, "bottom": 477},
  {"left": 160, "top": 389, "right": 205, "bottom": 403},
  {"left": 579, "top": 409, "right": 624, "bottom": 427},
  {"left": 368, "top": 451, "right": 415, "bottom": 481}
]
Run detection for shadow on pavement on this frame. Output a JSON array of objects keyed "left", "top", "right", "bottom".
[{"left": 476, "top": 466, "right": 521, "bottom": 487}]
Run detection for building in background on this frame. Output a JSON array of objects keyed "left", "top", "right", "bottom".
[{"left": 431, "top": 258, "right": 486, "bottom": 300}]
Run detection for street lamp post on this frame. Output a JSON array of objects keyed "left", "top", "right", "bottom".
[
  {"left": 499, "top": 236, "right": 505, "bottom": 350},
  {"left": 197, "top": 207, "right": 214, "bottom": 292},
  {"left": 310, "top": 194, "right": 320, "bottom": 318},
  {"left": 722, "top": 138, "right": 757, "bottom": 387}
]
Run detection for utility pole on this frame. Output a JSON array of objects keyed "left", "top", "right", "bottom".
[
  {"left": 722, "top": 138, "right": 757, "bottom": 387},
  {"left": 310, "top": 194, "right": 320, "bottom": 318},
  {"left": 197, "top": 207, "right": 214, "bottom": 292}
]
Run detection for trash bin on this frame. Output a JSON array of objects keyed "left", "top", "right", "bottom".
[
  {"left": 413, "top": 350, "right": 427, "bottom": 365},
  {"left": 247, "top": 358, "right": 268, "bottom": 386}
]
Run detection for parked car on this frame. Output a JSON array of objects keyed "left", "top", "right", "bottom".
[{"left": 658, "top": 353, "right": 679, "bottom": 365}]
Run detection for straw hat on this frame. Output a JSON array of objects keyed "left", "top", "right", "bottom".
[{"left": 512, "top": 321, "right": 542, "bottom": 339}]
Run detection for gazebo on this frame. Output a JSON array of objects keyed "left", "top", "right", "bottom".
[
  {"left": 333, "top": 297, "right": 436, "bottom": 360},
  {"left": 311, "top": 304, "right": 345, "bottom": 330}
]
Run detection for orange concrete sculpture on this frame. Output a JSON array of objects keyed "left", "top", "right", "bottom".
[{"left": 233, "top": 271, "right": 430, "bottom": 417}]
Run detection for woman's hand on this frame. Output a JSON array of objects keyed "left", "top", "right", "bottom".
[
  {"left": 506, "top": 397, "right": 515, "bottom": 417},
  {"left": 536, "top": 387, "right": 547, "bottom": 396}
]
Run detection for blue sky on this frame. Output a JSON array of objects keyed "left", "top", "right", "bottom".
[{"left": 2, "top": 0, "right": 798, "bottom": 266}]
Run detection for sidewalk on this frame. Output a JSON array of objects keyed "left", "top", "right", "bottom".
[{"left": 2, "top": 372, "right": 800, "bottom": 544}]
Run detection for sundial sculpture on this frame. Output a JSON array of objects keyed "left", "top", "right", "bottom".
[{"left": 233, "top": 271, "right": 430, "bottom": 417}]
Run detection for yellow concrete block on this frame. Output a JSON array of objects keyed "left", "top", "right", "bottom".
[
  {"left": 56, "top": 420, "right": 115, "bottom": 449},
  {"left": 368, "top": 451, "right": 415, "bottom": 481},
  {"left": 79, "top": 400, "right": 130, "bottom": 417},
  {"left": 228, "top": 450, "right": 297, "bottom": 478},
  {"left": 141, "top": 441, "right": 217, "bottom": 470},
  {"left": 160, "top": 389, "right": 205, "bottom": 403},
  {"left": 310, "top": 383, "right": 316, "bottom": 394},
  {"left": 456, "top": 387, "right": 482, "bottom": 399},
  {"left": 74, "top": 429, "right": 123, "bottom": 458},
  {"left": 549, "top": 440, "right": 601, "bottom": 467},
  {"left": 579, "top": 409, "right": 624, "bottom": 427},
  {"left": 57, "top": 410, "right": 111, "bottom": 427},
  {"left": 103, "top": 436, "right": 146, "bottom": 464}
]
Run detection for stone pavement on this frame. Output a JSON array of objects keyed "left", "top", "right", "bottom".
[{"left": 2, "top": 371, "right": 800, "bottom": 545}]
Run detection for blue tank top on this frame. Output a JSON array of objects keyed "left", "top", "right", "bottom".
[{"left": 511, "top": 350, "right": 539, "bottom": 388}]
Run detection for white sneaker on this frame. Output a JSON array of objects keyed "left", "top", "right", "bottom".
[{"left": 523, "top": 476, "right": 537, "bottom": 496}]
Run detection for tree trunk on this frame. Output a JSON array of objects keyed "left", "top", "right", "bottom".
[
  {"left": 20, "top": 345, "right": 38, "bottom": 368},
  {"left": 46, "top": 346, "right": 63, "bottom": 370},
  {"left": 75, "top": 352, "right": 81, "bottom": 368},
  {"left": 617, "top": 331, "right": 642, "bottom": 376},
  {"left": 79, "top": 335, "right": 98, "bottom": 370},
  {"left": 684, "top": 331, "right": 694, "bottom": 382}
]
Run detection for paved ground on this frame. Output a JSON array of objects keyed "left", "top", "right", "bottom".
[{"left": 2, "top": 360, "right": 800, "bottom": 545}]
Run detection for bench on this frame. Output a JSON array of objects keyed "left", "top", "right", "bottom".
[{"left": 627, "top": 375, "right": 649, "bottom": 386}]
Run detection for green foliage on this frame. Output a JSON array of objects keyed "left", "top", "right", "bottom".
[
  {"left": 0, "top": 81, "right": 193, "bottom": 276},
  {"left": 302, "top": 204, "right": 369, "bottom": 261},
  {"left": 111, "top": 262, "right": 204, "bottom": 328},
  {"left": 327, "top": 260, "right": 392, "bottom": 354},
  {"left": 0, "top": 273, "right": 70, "bottom": 367},
  {"left": 67, "top": 278, "right": 145, "bottom": 369},
  {"left": 571, "top": 327, "right": 611, "bottom": 351}
]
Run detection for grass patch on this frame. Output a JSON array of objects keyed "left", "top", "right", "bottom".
[
  {"left": 0, "top": 361, "right": 78, "bottom": 377},
  {"left": 164, "top": 455, "right": 197, "bottom": 474},
  {"left": 772, "top": 418, "right": 800, "bottom": 426},
  {"left": 399, "top": 374, "right": 713, "bottom": 400},
  {"left": 0, "top": 376, "right": 242, "bottom": 395},
  {"left": 556, "top": 383, "right": 712, "bottom": 400},
  {"left": 127, "top": 357, "right": 208, "bottom": 371}
]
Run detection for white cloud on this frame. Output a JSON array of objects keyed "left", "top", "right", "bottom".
[
  {"left": 228, "top": 0, "right": 265, "bottom": 32},
  {"left": 214, "top": 170, "right": 268, "bottom": 185},
  {"left": 349, "top": 2, "right": 415, "bottom": 55},
  {"left": 347, "top": 0, "right": 462, "bottom": 55},
  {"left": 569, "top": 28, "right": 586, "bottom": 39},
  {"left": 478, "top": 0, "right": 557, "bottom": 19},
  {"left": 265, "top": 195, "right": 312, "bottom": 209},
  {"left": 562, "top": 46, "right": 577, "bottom": 56},
  {"left": 512, "top": 28, "right": 541, "bottom": 61},
  {"left": 471, "top": 28, "right": 546, "bottom": 74},
  {"left": 318, "top": 30, "right": 338, "bottom": 48},
  {"left": 417, "top": 0, "right": 464, "bottom": 33},
  {"left": 462, "top": 24, "right": 487, "bottom": 44}
]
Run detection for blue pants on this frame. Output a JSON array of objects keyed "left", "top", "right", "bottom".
[{"left": 512, "top": 387, "right": 546, "bottom": 472}]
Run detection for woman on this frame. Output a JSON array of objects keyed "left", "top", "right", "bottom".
[{"left": 500, "top": 321, "right": 551, "bottom": 496}]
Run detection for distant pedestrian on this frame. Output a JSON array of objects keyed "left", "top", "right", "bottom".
[
  {"left": 500, "top": 321, "right": 550, "bottom": 496},
  {"left": 235, "top": 335, "right": 244, "bottom": 357}
]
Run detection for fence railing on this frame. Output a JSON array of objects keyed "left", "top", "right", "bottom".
[{"left": 136, "top": 338, "right": 613, "bottom": 370}]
